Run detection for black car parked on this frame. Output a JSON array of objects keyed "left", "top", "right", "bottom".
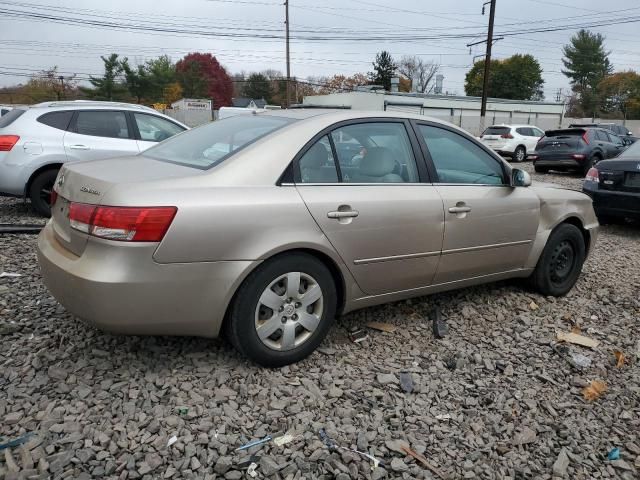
[
  {"left": 530, "top": 127, "right": 627, "bottom": 175},
  {"left": 583, "top": 140, "right": 640, "bottom": 223}
]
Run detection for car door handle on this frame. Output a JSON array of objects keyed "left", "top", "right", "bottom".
[
  {"left": 327, "top": 210, "right": 359, "bottom": 219},
  {"left": 448, "top": 206, "right": 472, "bottom": 214},
  {"left": 69, "top": 144, "right": 90, "bottom": 150}
]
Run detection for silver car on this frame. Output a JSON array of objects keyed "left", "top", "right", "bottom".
[
  {"left": 37, "top": 110, "right": 598, "bottom": 366},
  {"left": 0, "top": 100, "right": 187, "bottom": 216}
]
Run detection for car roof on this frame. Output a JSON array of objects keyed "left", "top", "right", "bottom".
[{"left": 31, "top": 100, "right": 158, "bottom": 113}]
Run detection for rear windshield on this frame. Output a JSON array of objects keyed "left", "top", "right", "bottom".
[
  {"left": 0, "top": 108, "right": 26, "bottom": 128},
  {"left": 482, "top": 126, "right": 510, "bottom": 135},
  {"left": 143, "top": 115, "right": 294, "bottom": 169},
  {"left": 544, "top": 129, "right": 585, "bottom": 138}
]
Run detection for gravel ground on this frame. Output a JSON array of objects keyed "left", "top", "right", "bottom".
[{"left": 1, "top": 165, "right": 639, "bottom": 480}]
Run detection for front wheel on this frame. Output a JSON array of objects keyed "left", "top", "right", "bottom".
[
  {"left": 29, "top": 169, "right": 58, "bottom": 217},
  {"left": 514, "top": 146, "right": 526, "bottom": 162},
  {"left": 226, "top": 253, "right": 337, "bottom": 367},
  {"left": 529, "top": 224, "right": 586, "bottom": 296}
]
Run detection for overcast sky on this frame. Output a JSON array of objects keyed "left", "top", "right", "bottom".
[{"left": 1, "top": 0, "right": 640, "bottom": 101}]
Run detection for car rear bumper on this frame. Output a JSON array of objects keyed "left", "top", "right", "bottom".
[
  {"left": 533, "top": 159, "right": 583, "bottom": 168},
  {"left": 37, "top": 222, "right": 258, "bottom": 337},
  {"left": 582, "top": 187, "right": 640, "bottom": 218}
]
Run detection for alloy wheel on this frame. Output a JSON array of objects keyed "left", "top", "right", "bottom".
[{"left": 254, "top": 272, "right": 324, "bottom": 351}]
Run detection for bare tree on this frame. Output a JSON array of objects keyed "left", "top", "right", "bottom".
[{"left": 397, "top": 56, "right": 440, "bottom": 94}]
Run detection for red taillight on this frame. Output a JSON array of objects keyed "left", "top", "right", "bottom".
[
  {"left": 585, "top": 167, "right": 599, "bottom": 182},
  {"left": 582, "top": 132, "right": 590, "bottom": 145},
  {"left": 0, "top": 135, "right": 19, "bottom": 151},
  {"left": 501, "top": 133, "right": 514, "bottom": 139},
  {"left": 69, "top": 203, "right": 177, "bottom": 242},
  {"left": 572, "top": 154, "right": 586, "bottom": 161}
]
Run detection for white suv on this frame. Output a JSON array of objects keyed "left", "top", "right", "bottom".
[
  {"left": 0, "top": 101, "right": 188, "bottom": 216},
  {"left": 479, "top": 124, "right": 545, "bottom": 162}
]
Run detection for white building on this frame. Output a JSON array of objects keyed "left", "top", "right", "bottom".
[{"left": 302, "top": 91, "right": 566, "bottom": 135}]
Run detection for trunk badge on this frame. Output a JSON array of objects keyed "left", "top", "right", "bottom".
[
  {"left": 57, "top": 173, "right": 65, "bottom": 187},
  {"left": 80, "top": 186, "right": 101, "bottom": 195}
]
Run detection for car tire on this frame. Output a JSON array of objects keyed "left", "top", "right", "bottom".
[
  {"left": 29, "top": 169, "right": 58, "bottom": 217},
  {"left": 534, "top": 165, "right": 549, "bottom": 174},
  {"left": 226, "top": 253, "right": 337, "bottom": 367},
  {"left": 582, "top": 155, "right": 598, "bottom": 176},
  {"left": 529, "top": 223, "right": 586, "bottom": 297},
  {"left": 514, "top": 146, "right": 526, "bottom": 162}
]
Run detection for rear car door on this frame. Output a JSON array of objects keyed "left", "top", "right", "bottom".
[
  {"left": 294, "top": 120, "right": 444, "bottom": 295},
  {"left": 64, "top": 110, "right": 139, "bottom": 162},
  {"left": 606, "top": 132, "right": 626, "bottom": 157},
  {"left": 414, "top": 122, "right": 540, "bottom": 284},
  {"left": 594, "top": 129, "right": 616, "bottom": 158},
  {"left": 131, "top": 112, "right": 186, "bottom": 152}
]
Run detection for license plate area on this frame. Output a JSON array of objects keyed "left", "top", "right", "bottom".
[{"left": 624, "top": 172, "right": 640, "bottom": 189}]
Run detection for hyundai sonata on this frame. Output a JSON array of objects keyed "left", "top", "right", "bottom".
[{"left": 37, "top": 110, "right": 598, "bottom": 366}]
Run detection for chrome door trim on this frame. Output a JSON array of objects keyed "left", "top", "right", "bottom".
[
  {"left": 354, "top": 250, "right": 440, "bottom": 265},
  {"left": 442, "top": 239, "right": 531, "bottom": 256}
]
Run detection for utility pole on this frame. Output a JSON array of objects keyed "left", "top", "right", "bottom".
[
  {"left": 285, "top": 0, "right": 291, "bottom": 108},
  {"left": 480, "top": 0, "right": 496, "bottom": 132}
]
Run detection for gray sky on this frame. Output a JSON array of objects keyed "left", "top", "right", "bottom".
[{"left": 1, "top": 0, "right": 640, "bottom": 101}]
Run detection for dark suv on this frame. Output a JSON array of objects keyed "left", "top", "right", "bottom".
[{"left": 531, "top": 127, "right": 627, "bottom": 175}]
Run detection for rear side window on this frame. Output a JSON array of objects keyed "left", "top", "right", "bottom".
[
  {"left": 37, "top": 111, "right": 73, "bottom": 131},
  {"left": 133, "top": 113, "right": 184, "bottom": 142},
  {"left": 482, "top": 126, "right": 510, "bottom": 136},
  {"left": 595, "top": 130, "right": 609, "bottom": 142},
  {"left": 75, "top": 111, "right": 130, "bottom": 139},
  {"left": 298, "top": 136, "right": 339, "bottom": 183},
  {"left": 516, "top": 127, "right": 529, "bottom": 136},
  {"left": 0, "top": 108, "right": 26, "bottom": 128}
]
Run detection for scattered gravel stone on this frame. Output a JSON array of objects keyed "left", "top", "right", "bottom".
[
  {"left": 0, "top": 169, "right": 639, "bottom": 479},
  {"left": 553, "top": 448, "right": 570, "bottom": 477}
]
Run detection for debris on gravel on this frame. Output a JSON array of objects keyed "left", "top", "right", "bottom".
[{"left": 1, "top": 163, "right": 639, "bottom": 480}]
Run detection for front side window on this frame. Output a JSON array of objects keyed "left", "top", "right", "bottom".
[
  {"left": 418, "top": 124, "right": 506, "bottom": 185},
  {"left": 134, "top": 113, "right": 185, "bottom": 142},
  {"left": 329, "top": 122, "right": 420, "bottom": 183},
  {"left": 298, "top": 136, "right": 339, "bottom": 183},
  {"left": 608, "top": 133, "right": 624, "bottom": 146},
  {"left": 75, "top": 111, "right": 130, "bottom": 139},
  {"left": 143, "top": 114, "right": 293, "bottom": 169},
  {"left": 532, "top": 128, "right": 544, "bottom": 137}
]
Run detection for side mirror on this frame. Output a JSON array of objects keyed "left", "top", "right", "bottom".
[{"left": 511, "top": 168, "right": 532, "bottom": 187}]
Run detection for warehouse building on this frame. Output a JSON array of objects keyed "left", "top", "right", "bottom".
[{"left": 302, "top": 90, "right": 566, "bottom": 136}]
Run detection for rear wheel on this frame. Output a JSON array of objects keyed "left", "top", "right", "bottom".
[
  {"left": 29, "top": 169, "right": 58, "bottom": 217},
  {"left": 514, "top": 146, "right": 526, "bottom": 162},
  {"left": 583, "top": 155, "right": 598, "bottom": 176},
  {"left": 534, "top": 164, "right": 549, "bottom": 174},
  {"left": 529, "top": 224, "right": 586, "bottom": 296},
  {"left": 226, "top": 253, "right": 337, "bottom": 367}
]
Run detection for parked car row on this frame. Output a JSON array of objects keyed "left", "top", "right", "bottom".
[{"left": 0, "top": 100, "right": 187, "bottom": 216}]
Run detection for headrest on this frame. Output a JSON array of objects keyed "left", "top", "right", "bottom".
[
  {"left": 303, "top": 142, "right": 329, "bottom": 168},
  {"left": 359, "top": 147, "right": 396, "bottom": 176}
]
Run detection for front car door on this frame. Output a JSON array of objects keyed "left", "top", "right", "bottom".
[
  {"left": 294, "top": 120, "right": 444, "bottom": 295},
  {"left": 63, "top": 110, "right": 139, "bottom": 162},
  {"left": 131, "top": 112, "right": 186, "bottom": 152},
  {"left": 605, "top": 132, "right": 626, "bottom": 157},
  {"left": 413, "top": 122, "right": 540, "bottom": 285}
]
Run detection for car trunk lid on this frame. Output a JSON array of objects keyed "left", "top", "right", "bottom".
[
  {"left": 596, "top": 158, "right": 640, "bottom": 192},
  {"left": 52, "top": 156, "right": 199, "bottom": 256}
]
